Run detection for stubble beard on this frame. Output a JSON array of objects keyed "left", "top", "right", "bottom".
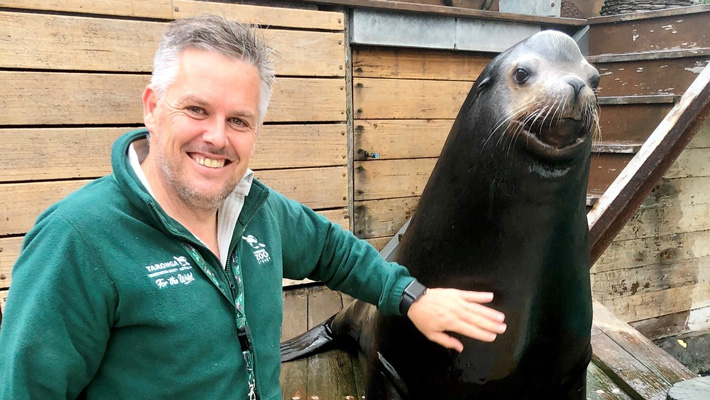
[{"left": 156, "top": 149, "right": 239, "bottom": 214}]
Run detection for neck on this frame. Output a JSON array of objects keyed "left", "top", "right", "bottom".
[{"left": 141, "top": 155, "right": 220, "bottom": 257}]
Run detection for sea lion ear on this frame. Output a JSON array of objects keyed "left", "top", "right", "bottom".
[{"left": 475, "top": 76, "right": 492, "bottom": 94}]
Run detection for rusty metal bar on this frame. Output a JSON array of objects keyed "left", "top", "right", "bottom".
[{"left": 587, "top": 63, "right": 710, "bottom": 265}]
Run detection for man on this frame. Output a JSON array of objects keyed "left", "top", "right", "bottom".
[{"left": 0, "top": 16, "right": 506, "bottom": 399}]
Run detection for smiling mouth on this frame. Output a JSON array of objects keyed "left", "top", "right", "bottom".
[{"left": 190, "top": 153, "right": 231, "bottom": 169}]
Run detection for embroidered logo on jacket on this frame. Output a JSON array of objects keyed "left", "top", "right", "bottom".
[
  {"left": 242, "top": 235, "right": 271, "bottom": 264},
  {"left": 145, "top": 256, "right": 195, "bottom": 289}
]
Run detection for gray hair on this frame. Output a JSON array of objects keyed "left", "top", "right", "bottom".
[{"left": 151, "top": 15, "right": 276, "bottom": 124}]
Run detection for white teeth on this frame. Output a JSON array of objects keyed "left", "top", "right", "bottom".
[{"left": 194, "top": 155, "right": 225, "bottom": 168}]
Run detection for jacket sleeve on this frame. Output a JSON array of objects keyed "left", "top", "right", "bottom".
[
  {"left": 277, "top": 195, "right": 414, "bottom": 316},
  {"left": 0, "top": 213, "right": 116, "bottom": 399}
]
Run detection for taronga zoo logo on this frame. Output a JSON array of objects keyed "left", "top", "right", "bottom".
[
  {"left": 144, "top": 255, "right": 195, "bottom": 289},
  {"left": 242, "top": 234, "right": 271, "bottom": 265}
]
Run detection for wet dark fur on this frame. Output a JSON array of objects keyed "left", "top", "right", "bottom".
[{"left": 282, "top": 31, "right": 599, "bottom": 399}]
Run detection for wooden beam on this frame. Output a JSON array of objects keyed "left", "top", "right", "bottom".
[
  {"left": 0, "top": 124, "right": 347, "bottom": 183},
  {"left": 593, "top": 229, "right": 710, "bottom": 274},
  {"left": 354, "top": 119, "right": 451, "bottom": 160},
  {"left": 588, "top": 64, "right": 710, "bottom": 265},
  {"left": 0, "top": 0, "right": 173, "bottom": 19},
  {"left": 354, "top": 158, "right": 437, "bottom": 200},
  {"left": 353, "top": 78, "right": 472, "bottom": 119},
  {"left": 353, "top": 46, "right": 492, "bottom": 81},
  {"left": 0, "top": 72, "right": 345, "bottom": 125},
  {"left": 172, "top": 0, "right": 344, "bottom": 31}
]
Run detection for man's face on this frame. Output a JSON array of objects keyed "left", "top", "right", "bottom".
[{"left": 142, "top": 48, "right": 261, "bottom": 212}]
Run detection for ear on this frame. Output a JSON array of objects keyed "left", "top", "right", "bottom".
[{"left": 142, "top": 86, "right": 159, "bottom": 132}]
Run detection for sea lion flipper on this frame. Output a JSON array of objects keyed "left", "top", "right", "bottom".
[{"left": 280, "top": 315, "right": 336, "bottom": 362}]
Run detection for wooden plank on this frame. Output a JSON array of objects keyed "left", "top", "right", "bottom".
[
  {"left": 686, "top": 117, "right": 710, "bottom": 149},
  {"left": 601, "top": 282, "right": 710, "bottom": 323},
  {"left": 354, "top": 119, "right": 451, "bottom": 160},
  {"left": 596, "top": 57, "right": 710, "bottom": 97},
  {"left": 0, "top": 12, "right": 164, "bottom": 72},
  {"left": 615, "top": 201, "right": 710, "bottom": 242},
  {"left": 591, "top": 330, "right": 672, "bottom": 400},
  {"left": 0, "top": 180, "right": 90, "bottom": 236},
  {"left": 354, "top": 158, "right": 437, "bottom": 201},
  {"left": 0, "top": 167, "right": 347, "bottom": 235},
  {"left": 353, "top": 46, "right": 492, "bottom": 80},
  {"left": 0, "top": 124, "right": 347, "bottom": 183},
  {"left": 172, "top": 0, "right": 344, "bottom": 31},
  {"left": 353, "top": 78, "right": 472, "bottom": 120},
  {"left": 280, "top": 287, "right": 309, "bottom": 399},
  {"left": 0, "top": 128, "right": 124, "bottom": 183},
  {"left": 252, "top": 167, "right": 349, "bottom": 210},
  {"left": 0, "top": 12, "right": 345, "bottom": 76},
  {"left": 588, "top": 48, "right": 710, "bottom": 64},
  {"left": 598, "top": 95, "right": 678, "bottom": 105},
  {"left": 599, "top": 103, "right": 673, "bottom": 142},
  {"left": 587, "top": 64, "right": 710, "bottom": 264},
  {"left": 586, "top": 361, "right": 635, "bottom": 400},
  {"left": 631, "top": 305, "right": 710, "bottom": 340},
  {"left": 306, "top": 287, "right": 358, "bottom": 399},
  {"left": 588, "top": 7, "right": 710, "bottom": 55},
  {"left": 353, "top": 197, "right": 419, "bottom": 239},
  {"left": 663, "top": 148, "right": 710, "bottom": 179},
  {"left": 0, "top": 0, "right": 173, "bottom": 19},
  {"left": 588, "top": 153, "right": 633, "bottom": 195},
  {"left": 0, "top": 72, "right": 345, "bottom": 125},
  {"left": 254, "top": 124, "right": 348, "bottom": 169},
  {"left": 0, "top": 72, "right": 149, "bottom": 126},
  {"left": 591, "top": 255, "right": 709, "bottom": 301},
  {"left": 0, "top": 237, "right": 23, "bottom": 290},
  {"left": 593, "top": 229, "right": 710, "bottom": 273},
  {"left": 592, "top": 302, "right": 697, "bottom": 383}
]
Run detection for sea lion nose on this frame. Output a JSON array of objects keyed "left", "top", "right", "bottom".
[{"left": 565, "top": 76, "right": 587, "bottom": 101}]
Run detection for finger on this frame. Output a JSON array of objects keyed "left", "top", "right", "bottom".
[
  {"left": 462, "top": 301, "right": 506, "bottom": 323},
  {"left": 447, "top": 321, "right": 500, "bottom": 343},
  {"left": 459, "top": 290, "right": 495, "bottom": 304},
  {"left": 428, "top": 332, "right": 464, "bottom": 353}
]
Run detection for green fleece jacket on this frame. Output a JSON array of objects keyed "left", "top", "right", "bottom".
[{"left": 0, "top": 129, "right": 413, "bottom": 400}]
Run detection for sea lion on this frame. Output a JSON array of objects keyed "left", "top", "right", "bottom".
[{"left": 281, "top": 30, "right": 600, "bottom": 399}]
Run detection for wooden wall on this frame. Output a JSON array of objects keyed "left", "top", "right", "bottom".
[
  {"left": 592, "top": 119, "right": 710, "bottom": 339},
  {"left": 351, "top": 46, "right": 493, "bottom": 249},
  {"left": 0, "top": 0, "right": 347, "bottom": 310}
]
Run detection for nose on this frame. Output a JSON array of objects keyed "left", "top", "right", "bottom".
[
  {"left": 565, "top": 76, "right": 587, "bottom": 101},
  {"left": 202, "top": 119, "right": 227, "bottom": 149}
]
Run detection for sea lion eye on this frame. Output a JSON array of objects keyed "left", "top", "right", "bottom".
[
  {"left": 513, "top": 68, "right": 529, "bottom": 84},
  {"left": 589, "top": 75, "right": 600, "bottom": 90}
]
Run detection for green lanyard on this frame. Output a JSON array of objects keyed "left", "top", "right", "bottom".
[{"left": 183, "top": 243, "right": 259, "bottom": 400}]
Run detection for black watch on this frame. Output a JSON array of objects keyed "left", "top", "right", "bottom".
[{"left": 399, "top": 279, "right": 427, "bottom": 315}]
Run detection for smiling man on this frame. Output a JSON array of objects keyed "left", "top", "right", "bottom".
[{"left": 0, "top": 16, "right": 506, "bottom": 400}]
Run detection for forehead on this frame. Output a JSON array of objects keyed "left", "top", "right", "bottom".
[{"left": 168, "top": 49, "right": 261, "bottom": 108}]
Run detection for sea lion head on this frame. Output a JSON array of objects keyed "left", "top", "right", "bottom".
[{"left": 468, "top": 30, "right": 600, "bottom": 165}]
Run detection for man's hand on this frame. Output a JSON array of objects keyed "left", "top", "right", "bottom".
[{"left": 407, "top": 289, "right": 506, "bottom": 353}]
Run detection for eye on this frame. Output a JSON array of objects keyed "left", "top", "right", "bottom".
[
  {"left": 186, "top": 106, "right": 205, "bottom": 115},
  {"left": 228, "top": 117, "right": 249, "bottom": 129},
  {"left": 513, "top": 68, "right": 529, "bottom": 84},
  {"left": 589, "top": 75, "right": 600, "bottom": 90}
]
